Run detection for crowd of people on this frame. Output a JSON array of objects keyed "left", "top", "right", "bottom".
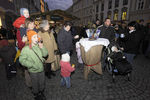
[{"left": 0, "top": 7, "right": 150, "bottom": 100}]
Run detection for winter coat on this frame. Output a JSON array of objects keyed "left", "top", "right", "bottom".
[
  {"left": 19, "top": 45, "right": 48, "bottom": 73},
  {"left": 13, "top": 16, "right": 26, "bottom": 50},
  {"left": 13, "top": 16, "right": 26, "bottom": 29},
  {"left": 0, "top": 45, "right": 16, "bottom": 65},
  {"left": 16, "top": 29, "right": 25, "bottom": 50},
  {"left": 38, "top": 31, "right": 58, "bottom": 63},
  {"left": 57, "top": 28, "right": 73, "bottom": 54},
  {"left": 60, "top": 61, "right": 75, "bottom": 77},
  {"left": 123, "top": 30, "right": 141, "bottom": 54},
  {"left": 98, "top": 25, "right": 116, "bottom": 44}
]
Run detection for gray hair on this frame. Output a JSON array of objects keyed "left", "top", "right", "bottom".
[{"left": 39, "top": 20, "right": 49, "bottom": 28}]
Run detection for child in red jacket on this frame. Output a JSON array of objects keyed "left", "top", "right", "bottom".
[{"left": 60, "top": 53, "right": 75, "bottom": 88}]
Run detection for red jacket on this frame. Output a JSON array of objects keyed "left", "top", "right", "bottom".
[
  {"left": 13, "top": 16, "right": 26, "bottom": 50},
  {"left": 13, "top": 16, "right": 26, "bottom": 28},
  {"left": 60, "top": 61, "right": 75, "bottom": 77}
]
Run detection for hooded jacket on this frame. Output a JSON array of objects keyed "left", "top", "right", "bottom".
[{"left": 60, "top": 53, "right": 75, "bottom": 77}]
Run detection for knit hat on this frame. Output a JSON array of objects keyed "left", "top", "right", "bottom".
[
  {"left": 20, "top": 8, "right": 29, "bottom": 16},
  {"left": 61, "top": 53, "right": 70, "bottom": 62},
  {"left": 39, "top": 20, "right": 49, "bottom": 28},
  {"left": 27, "top": 30, "right": 37, "bottom": 44}
]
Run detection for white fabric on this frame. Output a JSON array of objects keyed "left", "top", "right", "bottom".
[
  {"left": 79, "top": 38, "right": 110, "bottom": 52},
  {"left": 76, "top": 42, "right": 83, "bottom": 64},
  {"left": 61, "top": 53, "right": 70, "bottom": 62}
]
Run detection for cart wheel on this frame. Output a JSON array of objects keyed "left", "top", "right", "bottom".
[{"left": 106, "top": 62, "right": 113, "bottom": 75}]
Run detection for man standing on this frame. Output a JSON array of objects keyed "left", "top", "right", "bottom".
[
  {"left": 57, "top": 21, "right": 73, "bottom": 55},
  {"left": 98, "top": 18, "right": 116, "bottom": 45}
]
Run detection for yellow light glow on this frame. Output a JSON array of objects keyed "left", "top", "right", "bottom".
[
  {"left": 114, "top": 12, "right": 118, "bottom": 21},
  {"left": 122, "top": 11, "right": 127, "bottom": 20}
]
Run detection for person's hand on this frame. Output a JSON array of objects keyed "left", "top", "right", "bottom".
[
  {"left": 120, "top": 47, "right": 124, "bottom": 51},
  {"left": 22, "top": 36, "right": 27, "bottom": 42},
  {"left": 72, "top": 64, "right": 75, "bottom": 68},
  {"left": 20, "top": 24, "right": 25, "bottom": 28},
  {"left": 38, "top": 42, "right": 43, "bottom": 48},
  {"left": 74, "top": 35, "right": 79, "bottom": 39}
]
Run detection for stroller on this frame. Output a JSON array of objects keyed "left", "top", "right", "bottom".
[{"left": 104, "top": 46, "right": 132, "bottom": 82}]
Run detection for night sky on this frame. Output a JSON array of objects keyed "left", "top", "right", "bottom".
[{"left": 44, "top": 0, "right": 73, "bottom": 10}]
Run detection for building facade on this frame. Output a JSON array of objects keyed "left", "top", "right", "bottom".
[
  {"left": 68, "top": 0, "right": 150, "bottom": 26},
  {"left": 13, "top": 0, "right": 49, "bottom": 15},
  {"left": 129, "top": 0, "right": 150, "bottom": 24}
]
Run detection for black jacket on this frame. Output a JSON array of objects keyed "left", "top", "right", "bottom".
[
  {"left": 98, "top": 25, "right": 116, "bottom": 46},
  {"left": 0, "top": 45, "right": 16, "bottom": 65},
  {"left": 57, "top": 28, "right": 73, "bottom": 54},
  {"left": 123, "top": 30, "right": 141, "bottom": 54}
]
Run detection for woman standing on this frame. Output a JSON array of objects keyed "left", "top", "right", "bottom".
[{"left": 38, "top": 20, "right": 59, "bottom": 79}]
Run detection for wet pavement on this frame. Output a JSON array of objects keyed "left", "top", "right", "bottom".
[{"left": 0, "top": 51, "right": 150, "bottom": 100}]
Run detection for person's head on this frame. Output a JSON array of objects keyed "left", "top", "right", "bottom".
[
  {"left": 64, "top": 21, "right": 72, "bottom": 32},
  {"left": 114, "top": 24, "right": 119, "bottom": 30},
  {"left": 39, "top": 20, "right": 50, "bottom": 31},
  {"left": 20, "top": 8, "right": 29, "bottom": 18},
  {"left": 27, "top": 30, "right": 38, "bottom": 45},
  {"left": 25, "top": 18, "right": 35, "bottom": 30},
  {"left": 96, "top": 19, "right": 100, "bottom": 25},
  {"left": 61, "top": 53, "right": 70, "bottom": 62},
  {"left": 128, "top": 21, "right": 137, "bottom": 31},
  {"left": 104, "top": 18, "right": 111, "bottom": 27},
  {"left": 139, "top": 19, "right": 144, "bottom": 25}
]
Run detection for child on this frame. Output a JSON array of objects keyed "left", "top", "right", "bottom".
[
  {"left": 60, "top": 53, "right": 75, "bottom": 88},
  {"left": 109, "top": 46, "right": 132, "bottom": 74},
  {"left": 13, "top": 8, "right": 29, "bottom": 50},
  {"left": 19, "top": 30, "right": 48, "bottom": 100}
]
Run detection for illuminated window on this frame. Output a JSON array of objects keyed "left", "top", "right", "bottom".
[
  {"left": 113, "top": 10, "right": 118, "bottom": 21},
  {"left": 121, "top": 8, "right": 127, "bottom": 20}
]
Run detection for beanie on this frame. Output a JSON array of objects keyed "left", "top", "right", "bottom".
[
  {"left": 27, "top": 30, "right": 37, "bottom": 44},
  {"left": 20, "top": 8, "right": 29, "bottom": 16},
  {"left": 61, "top": 53, "right": 70, "bottom": 62}
]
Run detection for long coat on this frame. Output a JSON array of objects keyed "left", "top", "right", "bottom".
[{"left": 38, "top": 31, "right": 58, "bottom": 63}]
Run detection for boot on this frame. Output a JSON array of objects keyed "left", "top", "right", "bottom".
[{"left": 39, "top": 91, "right": 46, "bottom": 100}]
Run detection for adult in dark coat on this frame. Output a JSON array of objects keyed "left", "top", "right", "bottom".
[
  {"left": 57, "top": 21, "right": 73, "bottom": 54},
  {"left": 122, "top": 21, "right": 141, "bottom": 64},
  {"left": 98, "top": 18, "right": 116, "bottom": 46}
]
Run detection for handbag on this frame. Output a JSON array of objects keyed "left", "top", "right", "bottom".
[{"left": 6, "top": 63, "right": 17, "bottom": 79}]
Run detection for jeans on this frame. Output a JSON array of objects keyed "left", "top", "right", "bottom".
[
  {"left": 124, "top": 53, "right": 135, "bottom": 65},
  {"left": 61, "top": 77, "right": 71, "bottom": 88}
]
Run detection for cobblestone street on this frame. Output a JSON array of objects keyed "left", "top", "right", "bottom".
[{"left": 0, "top": 52, "right": 150, "bottom": 100}]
